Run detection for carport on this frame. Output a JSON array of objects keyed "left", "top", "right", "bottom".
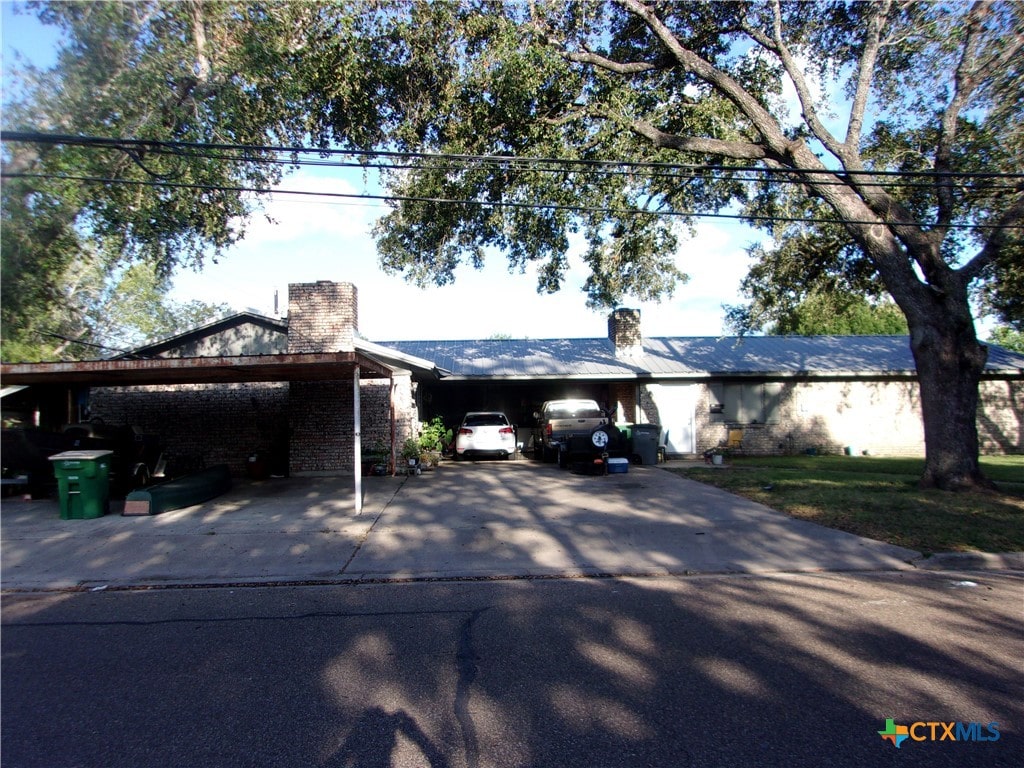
[{"left": 0, "top": 350, "right": 404, "bottom": 513}]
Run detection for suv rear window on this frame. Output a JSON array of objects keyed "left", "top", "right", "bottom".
[{"left": 548, "top": 407, "right": 602, "bottom": 419}]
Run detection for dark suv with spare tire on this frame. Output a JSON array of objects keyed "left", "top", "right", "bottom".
[{"left": 532, "top": 399, "right": 612, "bottom": 466}]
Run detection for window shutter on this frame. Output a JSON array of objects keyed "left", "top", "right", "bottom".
[{"left": 763, "top": 383, "right": 784, "bottom": 424}]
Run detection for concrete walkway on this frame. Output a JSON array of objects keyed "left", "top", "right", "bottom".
[{"left": 1, "top": 461, "right": 1018, "bottom": 591}]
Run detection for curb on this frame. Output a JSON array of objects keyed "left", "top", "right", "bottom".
[{"left": 911, "top": 551, "right": 1024, "bottom": 571}]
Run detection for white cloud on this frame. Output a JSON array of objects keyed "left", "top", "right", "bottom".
[
  {"left": 238, "top": 175, "right": 376, "bottom": 244},
  {"left": 171, "top": 170, "right": 762, "bottom": 340}
]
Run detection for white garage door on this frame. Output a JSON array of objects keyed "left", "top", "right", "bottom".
[{"left": 645, "top": 383, "right": 697, "bottom": 455}]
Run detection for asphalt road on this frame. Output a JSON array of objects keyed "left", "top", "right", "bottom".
[{"left": 2, "top": 571, "right": 1021, "bottom": 768}]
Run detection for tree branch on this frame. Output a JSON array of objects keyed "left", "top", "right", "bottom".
[
  {"left": 845, "top": 0, "right": 891, "bottom": 151},
  {"left": 187, "top": 0, "right": 212, "bottom": 83},
  {"left": 617, "top": 0, "right": 794, "bottom": 159},
  {"left": 740, "top": 0, "right": 845, "bottom": 158},
  {"left": 958, "top": 192, "right": 1024, "bottom": 283},
  {"left": 935, "top": 1, "right": 1024, "bottom": 228},
  {"left": 565, "top": 48, "right": 673, "bottom": 75},
  {"left": 629, "top": 118, "right": 768, "bottom": 159}
]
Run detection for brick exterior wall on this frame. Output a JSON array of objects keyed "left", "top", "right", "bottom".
[
  {"left": 289, "top": 379, "right": 355, "bottom": 474},
  {"left": 394, "top": 372, "right": 419, "bottom": 451},
  {"left": 287, "top": 281, "right": 362, "bottom": 475},
  {"left": 90, "top": 374, "right": 1018, "bottom": 478},
  {"left": 359, "top": 379, "right": 393, "bottom": 456},
  {"left": 355, "top": 373, "right": 418, "bottom": 465},
  {"left": 632, "top": 377, "right": 1022, "bottom": 457},
  {"left": 690, "top": 379, "right": 926, "bottom": 456},
  {"left": 978, "top": 379, "right": 1024, "bottom": 455},
  {"left": 89, "top": 281, "right": 426, "bottom": 478},
  {"left": 88, "top": 375, "right": 423, "bottom": 478},
  {"left": 89, "top": 383, "right": 290, "bottom": 475},
  {"left": 609, "top": 381, "right": 638, "bottom": 424},
  {"left": 284, "top": 281, "right": 417, "bottom": 474},
  {"left": 85, "top": 281, "right": 1020, "bottom": 475}
]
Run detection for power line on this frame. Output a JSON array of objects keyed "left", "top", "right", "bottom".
[
  {"left": 4, "top": 130, "right": 1021, "bottom": 230},
  {"left": 4, "top": 130, "right": 1023, "bottom": 183},
  {"left": 5, "top": 170, "right": 1019, "bottom": 230},
  {"left": 130, "top": 145, "right": 1021, "bottom": 193}
]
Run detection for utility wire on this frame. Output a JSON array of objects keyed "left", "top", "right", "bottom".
[
  {"left": 5, "top": 170, "right": 1019, "bottom": 230},
  {"left": 4, "top": 130, "right": 1022, "bottom": 229},
  {"left": 108, "top": 145, "right": 1022, "bottom": 193},
  {"left": 4, "top": 130, "right": 1023, "bottom": 182}
]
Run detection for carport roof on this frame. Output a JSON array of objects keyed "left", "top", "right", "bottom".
[
  {"left": 0, "top": 350, "right": 398, "bottom": 386},
  {"left": 0, "top": 335, "right": 447, "bottom": 387},
  {"left": 379, "top": 335, "right": 1024, "bottom": 379}
]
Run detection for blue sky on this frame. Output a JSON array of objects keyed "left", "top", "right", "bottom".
[{"left": 0, "top": 2, "right": 771, "bottom": 342}]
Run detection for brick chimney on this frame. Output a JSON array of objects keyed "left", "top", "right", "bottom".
[
  {"left": 287, "top": 281, "right": 358, "bottom": 353},
  {"left": 609, "top": 308, "right": 642, "bottom": 358}
]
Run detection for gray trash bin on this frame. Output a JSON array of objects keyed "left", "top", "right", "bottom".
[{"left": 631, "top": 424, "right": 661, "bottom": 465}]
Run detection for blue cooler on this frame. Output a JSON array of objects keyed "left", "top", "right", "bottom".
[{"left": 607, "top": 457, "right": 629, "bottom": 474}]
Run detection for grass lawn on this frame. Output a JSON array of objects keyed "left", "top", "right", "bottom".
[{"left": 666, "top": 455, "right": 1024, "bottom": 555}]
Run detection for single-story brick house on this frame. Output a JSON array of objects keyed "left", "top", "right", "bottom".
[
  {"left": 3, "top": 280, "right": 1022, "bottom": 478},
  {"left": 381, "top": 309, "right": 1024, "bottom": 459}
]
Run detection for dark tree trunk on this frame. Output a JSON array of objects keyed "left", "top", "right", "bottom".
[{"left": 907, "top": 314, "right": 994, "bottom": 491}]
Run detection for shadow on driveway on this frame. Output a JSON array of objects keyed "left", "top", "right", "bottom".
[{"left": 0, "top": 462, "right": 920, "bottom": 590}]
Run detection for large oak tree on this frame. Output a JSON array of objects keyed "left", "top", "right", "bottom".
[{"left": 2, "top": 1, "right": 304, "bottom": 359}]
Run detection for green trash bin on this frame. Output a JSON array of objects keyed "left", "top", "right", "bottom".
[{"left": 49, "top": 450, "right": 113, "bottom": 519}]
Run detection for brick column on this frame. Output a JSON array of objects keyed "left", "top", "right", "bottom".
[
  {"left": 287, "top": 281, "right": 358, "bottom": 353},
  {"left": 609, "top": 381, "right": 637, "bottom": 423},
  {"left": 286, "top": 281, "right": 360, "bottom": 475},
  {"left": 609, "top": 308, "right": 642, "bottom": 358}
]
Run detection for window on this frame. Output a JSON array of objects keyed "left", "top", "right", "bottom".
[
  {"left": 548, "top": 406, "right": 602, "bottom": 419},
  {"left": 709, "top": 382, "right": 783, "bottom": 424}
]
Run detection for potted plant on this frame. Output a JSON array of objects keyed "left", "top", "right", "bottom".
[
  {"left": 401, "top": 438, "right": 422, "bottom": 471},
  {"left": 363, "top": 439, "right": 390, "bottom": 476},
  {"left": 417, "top": 417, "right": 448, "bottom": 468},
  {"left": 705, "top": 446, "right": 730, "bottom": 466}
]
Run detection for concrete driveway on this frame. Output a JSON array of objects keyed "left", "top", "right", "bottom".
[{"left": 0, "top": 460, "right": 928, "bottom": 591}]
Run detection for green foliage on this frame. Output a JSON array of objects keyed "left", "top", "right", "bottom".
[
  {"left": 84, "top": 261, "right": 231, "bottom": 353},
  {"left": 418, "top": 416, "right": 449, "bottom": 452},
  {"left": 0, "top": 168, "right": 83, "bottom": 359},
  {"left": 2, "top": 0, "right": 310, "bottom": 357},
  {"left": 8, "top": 1, "right": 1020, "bottom": 322},
  {"left": 0, "top": 252, "right": 229, "bottom": 361},
  {"left": 767, "top": 292, "right": 909, "bottom": 336},
  {"left": 400, "top": 437, "right": 422, "bottom": 460},
  {"left": 979, "top": 245, "right": 1024, "bottom": 331},
  {"left": 987, "top": 326, "right": 1024, "bottom": 352}
]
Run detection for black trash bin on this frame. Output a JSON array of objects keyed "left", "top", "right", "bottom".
[{"left": 631, "top": 424, "right": 661, "bottom": 465}]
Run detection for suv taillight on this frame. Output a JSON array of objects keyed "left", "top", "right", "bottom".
[
  {"left": 545, "top": 424, "right": 553, "bottom": 437},
  {"left": 499, "top": 427, "right": 514, "bottom": 435},
  {"left": 459, "top": 428, "right": 473, "bottom": 435}
]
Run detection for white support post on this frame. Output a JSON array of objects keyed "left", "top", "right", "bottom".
[{"left": 353, "top": 366, "right": 362, "bottom": 514}]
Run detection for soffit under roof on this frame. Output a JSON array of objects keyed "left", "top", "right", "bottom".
[{"left": 0, "top": 351, "right": 393, "bottom": 386}]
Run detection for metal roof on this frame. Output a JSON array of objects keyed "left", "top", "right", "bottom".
[
  {"left": 378, "top": 335, "right": 1024, "bottom": 380},
  {"left": 5, "top": 331, "right": 1021, "bottom": 387}
]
